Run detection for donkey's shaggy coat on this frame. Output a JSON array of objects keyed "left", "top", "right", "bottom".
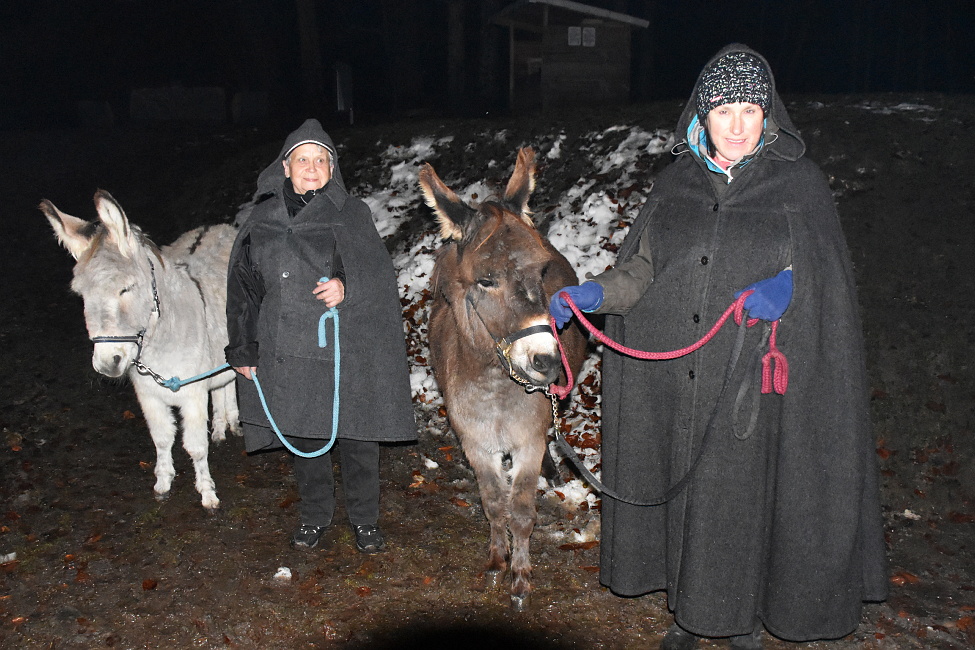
[
  {"left": 42, "top": 191, "right": 238, "bottom": 510},
  {"left": 420, "top": 149, "right": 586, "bottom": 609}
]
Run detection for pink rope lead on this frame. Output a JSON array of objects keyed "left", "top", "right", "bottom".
[
  {"left": 762, "top": 320, "right": 788, "bottom": 394},
  {"left": 547, "top": 289, "right": 789, "bottom": 398}
]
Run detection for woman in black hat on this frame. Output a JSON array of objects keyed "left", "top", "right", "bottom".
[
  {"left": 226, "top": 119, "right": 415, "bottom": 555},
  {"left": 551, "top": 45, "right": 887, "bottom": 648}
]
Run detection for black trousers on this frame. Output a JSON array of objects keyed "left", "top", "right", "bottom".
[{"left": 288, "top": 437, "right": 380, "bottom": 527}]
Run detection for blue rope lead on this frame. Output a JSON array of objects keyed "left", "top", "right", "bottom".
[
  {"left": 252, "top": 277, "right": 340, "bottom": 458},
  {"left": 160, "top": 363, "right": 232, "bottom": 392}
]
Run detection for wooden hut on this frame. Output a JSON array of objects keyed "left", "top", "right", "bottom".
[{"left": 492, "top": 0, "right": 649, "bottom": 112}]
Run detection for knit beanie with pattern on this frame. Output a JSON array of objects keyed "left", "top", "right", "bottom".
[{"left": 695, "top": 51, "right": 772, "bottom": 121}]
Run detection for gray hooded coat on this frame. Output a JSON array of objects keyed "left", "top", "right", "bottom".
[
  {"left": 589, "top": 45, "right": 887, "bottom": 641},
  {"left": 226, "top": 119, "right": 415, "bottom": 451}
]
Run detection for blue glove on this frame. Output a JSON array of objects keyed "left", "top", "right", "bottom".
[
  {"left": 549, "top": 282, "right": 604, "bottom": 328},
  {"left": 735, "top": 269, "right": 793, "bottom": 321}
]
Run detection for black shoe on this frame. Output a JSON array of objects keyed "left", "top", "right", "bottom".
[
  {"left": 352, "top": 524, "right": 386, "bottom": 554},
  {"left": 290, "top": 524, "right": 327, "bottom": 550},
  {"left": 661, "top": 624, "right": 699, "bottom": 650}
]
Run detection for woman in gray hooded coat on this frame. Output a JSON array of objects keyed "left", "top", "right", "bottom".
[
  {"left": 226, "top": 119, "right": 415, "bottom": 554},
  {"left": 551, "top": 45, "right": 887, "bottom": 648}
]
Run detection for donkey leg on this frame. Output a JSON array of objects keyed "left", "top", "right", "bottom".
[
  {"left": 180, "top": 395, "right": 220, "bottom": 510},
  {"left": 222, "top": 380, "right": 241, "bottom": 437},
  {"left": 507, "top": 437, "right": 547, "bottom": 610},
  {"left": 209, "top": 381, "right": 239, "bottom": 442},
  {"left": 209, "top": 387, "right": 228, "bottom": 444},
  {"left": 138, "top": 393, "right": 178, "bottom": 501},
  {"left": 464, "top": 445, "right": 512, "bottom": 577}
]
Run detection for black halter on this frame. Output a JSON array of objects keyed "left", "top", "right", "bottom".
[
  {"left": 89, "top": 256, "right": 161, "bottom": 367},
  {"left": 465, "top": 293, "right": 552, "bottom": 390}
]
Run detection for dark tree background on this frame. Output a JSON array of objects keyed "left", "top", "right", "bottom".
[{"left": 2, "top": 0, "right": 972, "bottom": 129}]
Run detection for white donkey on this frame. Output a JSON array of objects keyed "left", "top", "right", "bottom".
[{"left": 41, "top": 190, "right": 239, "bottom": 510}]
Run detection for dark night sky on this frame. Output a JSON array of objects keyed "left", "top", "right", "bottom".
[{"left": 2, "top": 0, "right": 972, "bottom": 129}]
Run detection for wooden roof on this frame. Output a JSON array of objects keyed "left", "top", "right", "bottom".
[{"left": 492, "top": 0, "right": 649, "bottom": 32}]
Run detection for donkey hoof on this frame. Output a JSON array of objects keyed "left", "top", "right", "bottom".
[
  {"left": 154, "top": 491, "right": 171, "bottom": 502},
  {"left": 510, "top": 592, "right": 531, "bottom": 611}
]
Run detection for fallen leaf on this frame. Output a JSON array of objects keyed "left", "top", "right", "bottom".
[
  {"left": 422, "top": 576, "right": 434, "bottom": 585},
  {"left": 356, "top": 586, "right": 372, "bottom": 597},
  {"left": 139, "top": 461, "right": 151, "bottom": 470},
  {"left": 123, "top": 410, "right": 137, "bottom": 420},
  {"left": 450, "top": 497, "right": 470, "bottom": 508},
  {"left": 948, "top": 512, "right": 975, "bottom": 524},
  {"left": 559, "top": 541, "right": 598, "bottom": 551},
  {"left": 958, "top": 616, "right": 975, "bottom": 632},
  {"left": 356, "top": 560, "right": 377, "bottom": 577},
  {"left": 142, "top": 578, "right": 158, "bottom": 590},
  {"left": 890, "top": 571, "right": 920, "bottom": 586}
]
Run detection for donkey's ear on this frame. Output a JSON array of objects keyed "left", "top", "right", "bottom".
[
  {"left": 39, "top": 199, "right": 95, "bottom": 260},
  {"left": 418, "top": 163, "right": 478, "bottom": 241},
  {"left": 93, "top": 189, "right": 138, "bottom": 259},
  {"left": 503, "top": 147, "right": 536, "bottom": 220}
]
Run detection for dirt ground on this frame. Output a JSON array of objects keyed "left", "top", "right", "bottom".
[{"left": 1, "top": 94, "right": 974, "bottom": 649}]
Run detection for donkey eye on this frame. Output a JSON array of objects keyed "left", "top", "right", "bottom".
[
  {"left": 119, "top": 284, "right": 134, "bottom": 296},
  {"left": 477, "top": 277, "right": 497, "bottom": 288}
]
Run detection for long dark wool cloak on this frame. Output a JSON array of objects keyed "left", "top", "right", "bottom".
[
  {"left": 226, "top": 119, "right": 415, "bottom": 451},
  {"left": 593, "top": 45, "right": 887, "bottom": 641}
]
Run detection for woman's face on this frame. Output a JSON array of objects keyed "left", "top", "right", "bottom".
[
  {"left": 705, "top": 102, "right": 764, "bottom": 164},
  {"left": 284, "top": 143, "right": 332, "bottom": 193}
]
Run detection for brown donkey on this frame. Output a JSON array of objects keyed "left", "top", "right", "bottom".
[{"left": 419, "top": 148, "right": 586, "bottom": 609}]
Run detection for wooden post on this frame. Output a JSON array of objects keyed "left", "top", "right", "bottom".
[
  {"left": 448, "top": 0, "right": 465, "bottom": 114},
  {"left": 295, "top": 0, "right": 325, "bottom": 114}
]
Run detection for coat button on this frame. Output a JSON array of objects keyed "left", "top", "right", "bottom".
[
  {"left": 693, "top": 314, "right": 700, "bottom": 323},
  {"left": 688, "top": 370, "right": 695, "bottom": 379},
  {"left": 282, "top": 271, "right": 290, "bottom": 278},
  {"left": 712, "top": 203, "right": 719, "bottom": 212},
  {"left": 701, "top": 256, "right": 709, "bottom": 265},
  {"left": 287, "top": 228, "right": 293, "bottom": 234}
]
